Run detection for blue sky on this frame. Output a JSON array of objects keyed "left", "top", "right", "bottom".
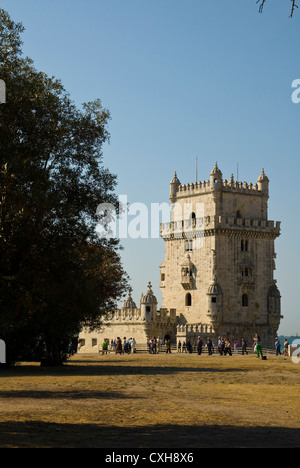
[{"left": 2, "top": 0, "right": 300, "bottom": 335}]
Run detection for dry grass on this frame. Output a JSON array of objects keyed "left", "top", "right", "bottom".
[{"left": 0, "top": 351, "right": 299, "bottom": 448}]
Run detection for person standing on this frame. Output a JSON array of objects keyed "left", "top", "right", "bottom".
[
  {"left": 197, "top": 337, "right": 203, "bottom": 355},
  {"left": 253, "top": 333, "right": 263, "bottom": 358},
  {"left": 187, "top": 339, "right": 192, "bottom": 354},
  {"left": 116, "top": 337, "right": 122, "bottom": 355},
  {"left": 241, "top": 338, "right": 248, "bottom": 355},
  {"left": 283, "top": 339, "right": 289, "bottom": 356},
  {"left": 224, "top": 338, "right": 232, "bottom": 356},
  {"left": 207, "top": 337, "right": 213, "bottom": 355},
  {"left": 166, "top": 338, "right": 171, "bottom": 353}
]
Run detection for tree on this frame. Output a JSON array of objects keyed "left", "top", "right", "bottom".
[
  {"left": 257, "top": 0, "right": 298, "bottom": 17},
  {"left": 0, "top": 10, "right": 129, "bottom": 366}
]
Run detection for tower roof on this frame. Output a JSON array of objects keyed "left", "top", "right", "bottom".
[
  {"left": 170, "top": 171, "right": 181, "bottom": 185},
  {"left": 257, "top": 168, "right": 269, "bottom": 182},
  {"left": 210, "top": 161, "right": 222, "bottom": 177},
  {"left": 140, "top": 281, "right": 158, "bottom": 304},
  {"left": 122, "top": 291, "right": 137, "bottom": 309},
  {"left": 207, "top": 281, "right": 222, "bottom": 295}
]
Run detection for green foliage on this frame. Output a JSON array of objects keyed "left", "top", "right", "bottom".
[{"left": 0, "top": 10, "right": 129, "bottom": 366}]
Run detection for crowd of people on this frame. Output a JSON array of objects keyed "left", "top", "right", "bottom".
[
  {"left": 101, "top": 337, "right": 136, "bottom": 355},
  {"left": 178, "top": 336, "right": 243, "bottom": 356},
  {"left": 101, "top": 334, "right": 290, "bottom": 357},
  {"left": 176, "top": 336, "right": 249, "bottom": 356}
]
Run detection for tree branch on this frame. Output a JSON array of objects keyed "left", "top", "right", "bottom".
[
  {"left": 289, "top": 0, "right": 298, "bottom": 17},
  {"left": 256, "top": 0, "right": 267, "bottom": 14},
  {"left": 257, "top": 0, "right": 298, "bottom": 17}
]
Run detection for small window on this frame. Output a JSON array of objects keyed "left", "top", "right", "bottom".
[
  {"left": 242, "top": 294, "right": 248, "bottom": 307},
  {"left": 185, "top": 240, "right": 193, "bottom": 251},
  {"left": 185, "top": 293, "right": 192, "bottom": 307},
  {"left": 241, "top": 239, "right": 248, "bottom": 252},
  {"left": 161, "top": 273, "right": 165, "bottom": 281},
  {"left": 211, "top": 297, "right": 217, "bottom": 303},
  {"left": 146, "top": 306, "right": 151, "bottom": 312},
  {"left": 92, "top": 338, "right": 97, "bottom": 347}
]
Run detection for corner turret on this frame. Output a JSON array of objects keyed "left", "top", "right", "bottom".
[
  {"left": 140, "top": 281, "right": 158, "bottom": 322},
  {"left": 210, "top": 162, "right": 223, "bottom": 190},
  {"left": 257, "top": 168, "right": 269, "bottom": 195},
  {"left": 169, "top": 171, "right": 181, "bottom": 203}
]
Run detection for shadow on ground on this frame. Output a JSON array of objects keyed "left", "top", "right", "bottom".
[
  {"left": 0, "top": 389, "right": 139, "bottom": 399},
  {"left": 0, "top": 421, "right": 299, "bottom": 448},
  {"left": 0, "top": 362, "right": 246, "bottom": 378}
]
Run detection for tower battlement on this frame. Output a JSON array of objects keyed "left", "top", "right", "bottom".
[
  {"left": 171, "top": 163, "right": 269, "bottom": 201},
  {"left": 177, "top": 178, "right": 262, "bottom": 194},
  {"left": 161, "top": 215, "right": 281, "bottom": 239}
]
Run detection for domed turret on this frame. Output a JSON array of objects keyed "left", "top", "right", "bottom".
[
  {"left": 207, "top": 281, "right": 222, "bottom": 296},
  {"left": 122, "top": 291, "right": 137, "bottom": 309},
  {"left": 210, "top": 162, "right": 223, "bottom": 190},
  {"left": 140, "top": 281, "right": 158, "bottom": 305},
  {"left": 140, "top": 282, "right": 158, "bottom": 321},
  {"left": 257, "top": 168, "right": 269, "bottom": 194},
  {"left": 169, "top": 171, "right": 181, "bottom": 203}
]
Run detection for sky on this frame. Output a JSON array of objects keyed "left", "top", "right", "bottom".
[{"left": 1, "top": 0, "right": 300, "bottom": 335}]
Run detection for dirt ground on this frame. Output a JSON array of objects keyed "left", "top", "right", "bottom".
[{"left": 0, "top": 351, "right": 299, "bottom": 448}]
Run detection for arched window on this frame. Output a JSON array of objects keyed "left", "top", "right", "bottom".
[
  {"left": 190, "top": 212, "right": 196, "bottom": 228},
  {"left": 242, "top": 294, "right": 248, "bottom": 307},
  {"left": 241, "top": 239, "right": 248, "bottom": 252},
  {"left": 185, "top": 293, "right": 192, "bottom": 307}
]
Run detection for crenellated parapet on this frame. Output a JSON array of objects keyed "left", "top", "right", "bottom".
[
  {"left": 176, "top": 323, "right": 215, "bottom": 336},
  {"left": 103, "top": 289, "right": 178, "bottom": 326},
  {"left": 161, "top": 215, "right": 281, "bottom": 239},
  {"left": 104, "top": 307, "right": 144, "bottom": 322},
  {"left": 171, "top": 165, "right": 269, "bottom": 200}
]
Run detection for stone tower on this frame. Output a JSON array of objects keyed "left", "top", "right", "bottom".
[{"left": 160, "top": 163, "right": 282, "bottom": 348}]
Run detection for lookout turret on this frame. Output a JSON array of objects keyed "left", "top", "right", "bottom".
[
  {"left": 169, "top": 171, "right": 181, "bottom": 203},
  {"left": 140, "top": 281, "right": 158, "bottom": 322}
]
